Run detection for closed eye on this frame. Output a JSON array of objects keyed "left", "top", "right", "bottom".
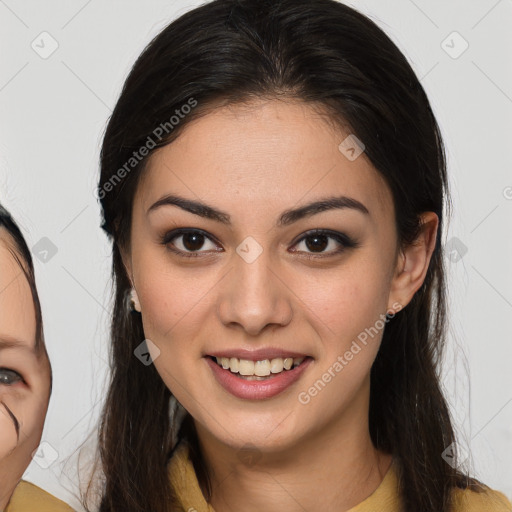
[{"left": 160, "top": 228, "right": 358, "bottom": 259}]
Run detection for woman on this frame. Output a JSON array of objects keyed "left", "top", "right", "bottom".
[
  {"left": 0, "top": 204, "right": 73, "bottom": 511},
  {"left": 86, "top": 0, "right": 512, "bottom": 511}
]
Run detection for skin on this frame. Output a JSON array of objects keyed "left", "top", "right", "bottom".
[
  {"left": 0, "top": 229, "right": 51, "bottom": 511},
  {"left": 121, "top": 98, "right": 438, "bottom": 512}
]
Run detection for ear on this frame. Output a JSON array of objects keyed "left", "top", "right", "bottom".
[
  {"left": 130, "top": 288, "right": 142, "bottom": 312},
  {"left": 118, "top": 244, "right": 141, "bottom": 312},
  {"left": 387, "top": 211, "right": 439, "bottom": 313},
  {"left": 118, "top": 242, "right": 134, "bottom": 287}
]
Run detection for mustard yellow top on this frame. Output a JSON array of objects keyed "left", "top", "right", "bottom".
[
  {"left": 4, "top": 480, "right": 74, "bottom": 512},
  {"left": 4, "top": 445, "right": 510, "bottom": 511},
  {"left": 168, "top": 441, "right": 512, "bottom": 512}
]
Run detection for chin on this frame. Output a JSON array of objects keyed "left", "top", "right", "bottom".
[{"left": 205, "top": 409, "right": 305, "bottom": 453}]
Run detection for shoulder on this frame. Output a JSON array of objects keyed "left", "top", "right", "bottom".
[
  {"left": 451, "top": 483, "right": 512, "bottom": 512},
  {"left": 5, "top": 480, "right": 74, "bottom": 512}
]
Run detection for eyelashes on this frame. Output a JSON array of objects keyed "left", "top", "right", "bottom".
[
  {"left": 160, "top": 228, "right": 359, "bottom": 260},
  {"left": 0, "top": 368, "right": 24, "bottom": 386},
  {"left": 161, "top": 229, "right": 220, "bottom": 258},
  {"left": 290, "top": 229, "right": 359, "bottom": 258}
]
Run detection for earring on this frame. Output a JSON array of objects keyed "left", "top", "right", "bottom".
[{"left": 130, "top": 288, "right": 141, "bottom": 313}]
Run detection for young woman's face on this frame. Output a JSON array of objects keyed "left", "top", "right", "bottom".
[
  {"left": 124, "top": 99, "right": 407, "bottom": 453},
  {"left": 0, "top": 231, "right": 51, "bottom": 505}
]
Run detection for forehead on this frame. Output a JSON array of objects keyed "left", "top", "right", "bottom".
[
  {"left": 137, "top": 99, "right": 393, "bottom": 224},
  {"left": 0, "top": 230, "right": 36, "bottom": 353}
]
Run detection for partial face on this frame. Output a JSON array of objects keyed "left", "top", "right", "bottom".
[
  {"left": 0, "top": 230, "right": 51, "bottom": 506},
  {"left": 125, "top": 99, "right": 402, "bottom": 453}
]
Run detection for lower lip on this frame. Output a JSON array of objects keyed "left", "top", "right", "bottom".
[{"left": 205, "top": 356, "right": 313, "bottom": 400}]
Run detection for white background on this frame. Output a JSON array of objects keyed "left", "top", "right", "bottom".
[{"left": 0, "top": 1, "right": 511, "bottom": 509}]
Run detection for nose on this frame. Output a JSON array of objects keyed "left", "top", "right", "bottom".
[{"left": 217, "top": 248, "right": 293, "bottom": 336}]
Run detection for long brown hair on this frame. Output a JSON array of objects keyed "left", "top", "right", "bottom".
[{"left": 89, "top": 1, "right": 481, "bottom": 510}]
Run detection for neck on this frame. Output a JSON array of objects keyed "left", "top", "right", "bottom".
[
  {"left": 193, "top": 383, "right": 393, "bottom": 512},
  {"left": 0, "top": 486, "right": 16, "bottom": 512}
]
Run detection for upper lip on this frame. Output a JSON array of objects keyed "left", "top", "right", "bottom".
[{"left": 206, "top": 348, "right": 310, "bottom": 361}]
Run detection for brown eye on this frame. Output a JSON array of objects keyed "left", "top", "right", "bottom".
[
  {"left": 303, "top": 233, "right": 330, "bottom": 252},
  {"left": 292, "top": 229, "right": 358, "bottom": 257},
  {"left": 181, "top": 232, "right": 207, "bottom": 251},
  {"left": 161, "top": 229, "right": 220, "bottom": 258}
]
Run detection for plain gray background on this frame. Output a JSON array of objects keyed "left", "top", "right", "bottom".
[{"left": 1, "top": 1, "right": 511, "bottom": 509}]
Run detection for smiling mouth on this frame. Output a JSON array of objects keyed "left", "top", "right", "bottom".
[{"left": 207, "top": 355, "right": 310, "bottom": 380}]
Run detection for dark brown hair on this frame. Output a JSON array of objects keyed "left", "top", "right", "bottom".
[{"left": 91, "top": 1, "right": 482, "bottom": 510}]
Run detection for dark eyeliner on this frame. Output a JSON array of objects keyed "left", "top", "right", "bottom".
[
  {"left": 160, "top": 227, "right": 358, "bottom": 259},
  {"left": 159, "top": 228, "right": 220, "bottom": 259},
  {"left": 291, "top": 229, "right": 359, "bottom": 259}
]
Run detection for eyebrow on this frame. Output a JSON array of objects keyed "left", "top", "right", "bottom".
[{"left": 147, "top": 194, "right": 369, "bottom": 227}]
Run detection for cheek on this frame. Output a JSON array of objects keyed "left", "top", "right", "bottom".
[
  {"left": 0, "top": 394, "right": 44, "bottom": 469},
  {"left": 0, "top": 399, "right": 45, "bottom": 490},
  {"left": 0, "top": 390, "right": 48, "bottom": 445},
  {"left": 0, "top": 402, "right": 18, "bottom": 459},
  {"left": 137, "top": 271, "right": 210, "bottom": 395},
  {"left": 296, "top": 261, "right": 391, "bottom": 343},
  {"left": 137, "top": 254, "right": 217, "bottom": 341}
]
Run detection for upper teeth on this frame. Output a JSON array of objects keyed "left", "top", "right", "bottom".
[{"left": 215, "top": 356, "right": 305, "bottom": 376}]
